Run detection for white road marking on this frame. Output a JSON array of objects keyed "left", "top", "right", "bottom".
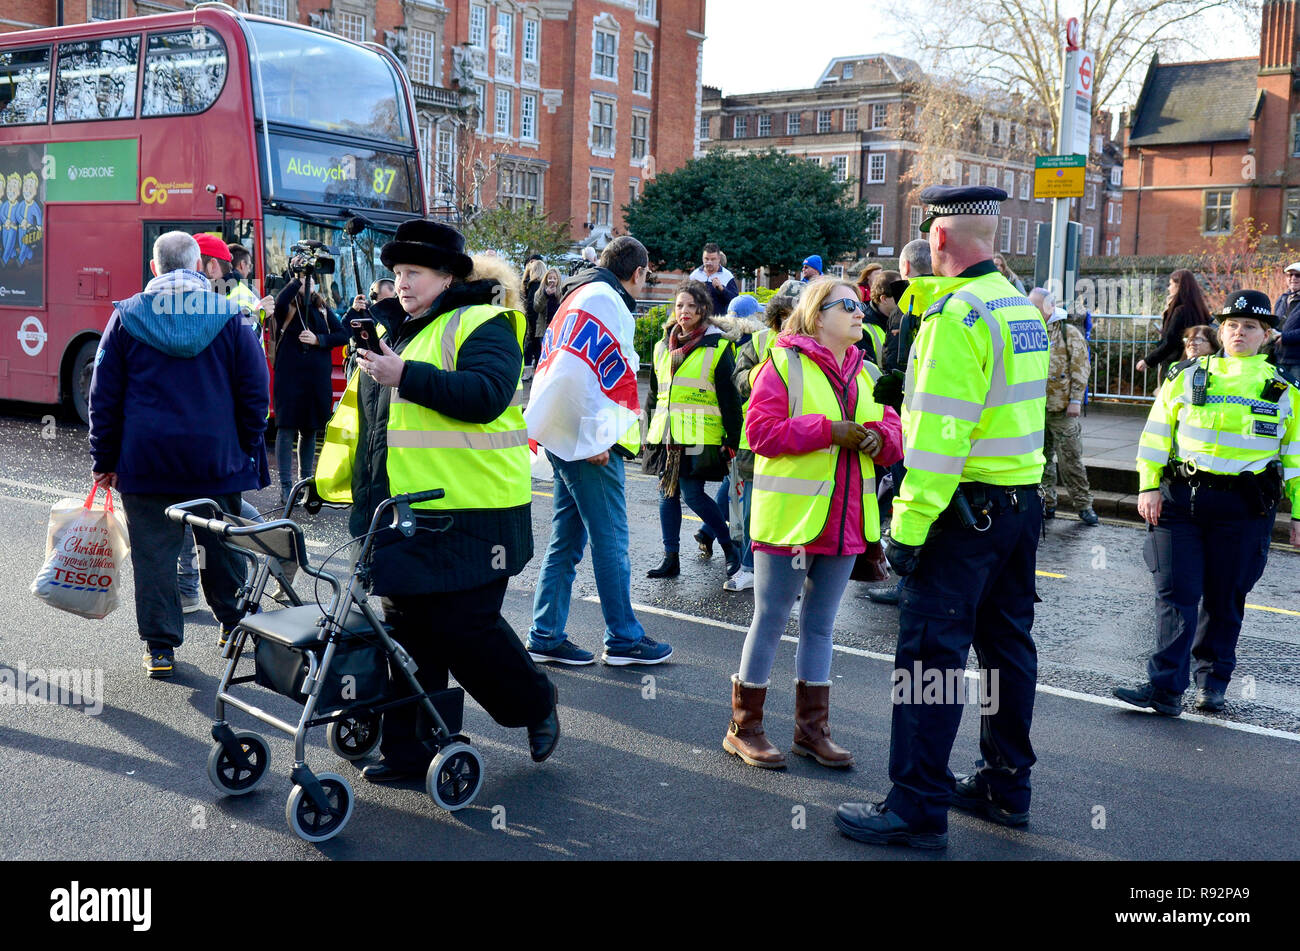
[{"left": 594, "top": 598, "right": 1300, "bottom": 744}]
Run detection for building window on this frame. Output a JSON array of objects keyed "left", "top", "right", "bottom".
[
  {"left": 523, "top": 19, "right": 539, "bottom": 64},
  {"left": 866, "top": 204, "right": 884, "bottom": 243},
  {"left": 910, "top": 205, "right": 923, "bottom": 236},
  {"left": 408, "top": 29, "right": 436, "bottom": 85},
  {"left": 590, "top": 173, "right": 613, "bottom": 226},
  {"left": 1019, "top": 172, "right": 1030, "bottom": 201},
  {"left": 336, "top": 11, "right": 366, "bottom": 43},
  {"left": 256, "top": 0, "right": 287, "bottom": 18},
  {"left": 818, "top": 109, "right": 833, "bottom": 133},
  {"left": 473, "top": 82, "right": 486, "bottom": 132},
  {"left": 1110, "top": 166, "right": 1122, "bottom": 187},
  {"left": 1107, "top": 202, "right": 1114, "bottom": 224},
  {"left": 787, "top": 112, "right": 801, "bottom": 135},
  {"left": 733, "top": 115, "right": 747, "bottom": 138},
  {"left": 1016, "top": 219, "right": 1028, "bottom": 254},
  {"left": 831, "top": 155, "right": 848, "bottom": 181},
  {"left": 1086, "top": 183, "right": 1096, "bottom": 209},
  {"left": 1084, "top": 226, "right": 1095, "bottom": 256},
  {"left": 1284, "top": 189, "right": 1300, "bottom": 237},
  {"left": 1000, "top": 217, "right": 1012, "bottom": 253},
  {"left": 949, "top": 159, "right": 962, "bottom": 184},
  {"left": 630, "top": 177, "right": 640, "bottom": 203},
  {"left": 807, "top": 156, "right": 821, "bottom": 166},
  {"left": 1204, "top": 191, "right": 1233, "bottom": 234},
  {"left": 867, "top": 153, "right": 885, "bottom": 183},
  {"left": 843, "top": 63, "right": 854, "bottom": 79},
  {"left": 1010, "top": 123, "right": 1019, "bottom": 147},
  {"left": 967, "top": 165, "right": 980, "bottom": 186},
  {"left": 631, "top": 112, "right": 649, "bottom": 159},
  {"left": 593, "top": 29, "right": 617, "bottom": 80},
  {"left": 986, "top": 166, "right": 999, "bottom": 187},
  {"left": 758, "top": 113, "right": 771, "bottom": 136},
  {"left": 633, "top": 48, "right": 651, "bottom": 94},
  {"left": 499, "top": 165, "right": 541, "bottom": 211},
  {"left": 436, "top": 126, "right": 455, "bottom": 200},
  {"left": 1115, "top": 203, "right": 1121, "bottom": 224},
  {"left": 521, "top": 93, "right": 537, "bottom": 141},
  {"left": 844, "top": 107, "right": 857, "bottom": 131},
  {"left": 470, "top": 4, "right": 487, "bottom": 48},
  {"left": 89, "top": 0, "right": 122, "bottom": 20},
  {"left": 495, "top": 88, "right": 512, "bottom": 137},
  {"left": 1002, "top": 170, "right": 1014, "bottom": 195},
  {"left": 637, "top": 0, "right": 657, "bottom": 19},
  {"left": 700, "top": 114, "right": 710, "bottom": 139},
  {"left": 870, "top": 102, "right": 886, "bottom": 129},
  {"left": 495, "top": 11, "right": 514, "bottom": 57},
  {"left": 591, "top": 96, "right": 615, "bottom": 153}
]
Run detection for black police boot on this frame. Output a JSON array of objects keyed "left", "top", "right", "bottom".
[
  {"left": 1195, "top": 686, "right": 1226, "bottom": 712},
  {"left": 722, "top": 540, "right": 741, "bottom": 578},
  {"left": 834, "top": 802, "right": 947, "bottom": 850},
  {"left": 1113, "top": 682, "right": 1182, "bottom": 717},
  {"left": 950, "top": 773, "right": 1029, "bottom": 827},
  {"left": 647, "top": 552, "right": 680, "bottom": 578},
  {"left": 1078, "top": 507, "right": 1099, "bottom": 526}
]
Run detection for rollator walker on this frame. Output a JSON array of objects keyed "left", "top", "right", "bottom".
[{"left": 166, "top": 479, "right": 483, "bottom": 843}]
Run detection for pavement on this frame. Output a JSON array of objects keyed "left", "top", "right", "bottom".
[{"left": 0, "top": 403, "right": 1298, "bottom": 861}]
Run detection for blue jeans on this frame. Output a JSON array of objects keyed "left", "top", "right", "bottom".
[
  {"left": 659, "top": 476, "right": 731, "bottom": 554},
  {"left": 702, "top": 464, "right": 755, "bottom": 569},
  {"left": 177, "top": 498, "right": 265, "bottom": 597},
  {"left": 528, "top": 451, "right": 645, "bottom": 651}
]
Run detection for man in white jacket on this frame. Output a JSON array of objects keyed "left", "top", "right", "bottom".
[
  {"left": 523, "top": 236, "right": 673, "bottom": 667},
  {"left": 689, "top": 242, "right": 739, "bottom": 316}
]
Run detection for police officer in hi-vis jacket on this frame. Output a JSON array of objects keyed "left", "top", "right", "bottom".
[{"left": 836, "top": 186, "right": 1049, "bottom": 850}]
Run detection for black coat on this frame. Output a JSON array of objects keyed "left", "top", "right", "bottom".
[
  {"left": 1142, "top": 303, "right": 1208, "bottom": 378},
  {"left": 271, "top": 278, "right": 350, "bottom": 430},
  {"left": 349, "top": 281, "right": 532, "bottom": 596},
  {"left": 522, "top": 278, "right": 541, "bottom": 337},
  {"left": 532, "top": 283, "right": 562, "bottom": 336}
]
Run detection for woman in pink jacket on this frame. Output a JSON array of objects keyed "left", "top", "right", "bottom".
[{"left": 723, "top": 277, "right": 902, "bottom": 770}]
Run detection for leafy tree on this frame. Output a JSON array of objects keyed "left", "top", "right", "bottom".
[
  {"left": 462, "top": 206, "right": 573, "bottom": 271},
  {"left": 624, "top": 149, "right": 877, "bottom": 275}
]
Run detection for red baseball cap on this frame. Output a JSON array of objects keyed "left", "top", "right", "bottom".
[{"left": 193, "top": 232, "right": 232, "bottom": 262}]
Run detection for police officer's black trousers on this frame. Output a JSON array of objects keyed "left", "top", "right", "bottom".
[
  {"left": 885, "top": 497, "right": 1041, "bottom": 831},
  {"left": 1144, "top": 481, "right": 1273, "bottom": 696},
  {"left": 377, "top": 578, "right": 554, "bottom": 768}
]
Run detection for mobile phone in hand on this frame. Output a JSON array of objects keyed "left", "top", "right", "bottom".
[{"left": 349, "top": 317, "right": 383, "bottom": 354}]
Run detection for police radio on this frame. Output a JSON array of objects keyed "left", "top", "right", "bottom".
[{"left": 1191, "top": 363, "right": 1208, "bottom": 406}]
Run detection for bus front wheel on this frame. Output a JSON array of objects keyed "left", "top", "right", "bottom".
[{"left": 67, "top": 339, "right": 98, "bottom": 425}]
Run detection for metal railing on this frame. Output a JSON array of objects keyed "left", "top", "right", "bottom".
[{"left": 1086, "top": 313, "right": 1163, "bottom": 402}]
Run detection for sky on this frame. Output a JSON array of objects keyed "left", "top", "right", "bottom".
[{"left": 701, "top": 0, "right": 1259, "bottom": 111}]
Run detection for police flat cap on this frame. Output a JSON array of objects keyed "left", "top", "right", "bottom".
[
  {"left": 1219, "top": 289, "right": 1278, "bottom": 327},
  {"left": 919, "top": 185, "right": 1008, "bottom": 233}
]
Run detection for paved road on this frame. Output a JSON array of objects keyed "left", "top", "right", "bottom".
[{"left": 0, "top": 406, "right": 1297, "bottom": 859}]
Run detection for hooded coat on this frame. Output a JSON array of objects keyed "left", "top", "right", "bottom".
[{"left": 88, "top": 268, "right": 270, "bottom": 495}]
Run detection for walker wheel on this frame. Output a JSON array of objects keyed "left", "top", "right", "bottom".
[
  {"left": 426, "top": 742, "right": 483, "bottom": 812},
  {"left": 327, "top": 715, "right": 382, "bottom": 761},
  {"left": 285, "top": 772, "right": 354, "bottom": 843},
  {"left": 206, "top": 731, "right": 269, "bottom": 796}
]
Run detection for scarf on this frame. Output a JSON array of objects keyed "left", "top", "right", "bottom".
[{"left": 659, "top": 321, "right": 710, "bottom": 498}]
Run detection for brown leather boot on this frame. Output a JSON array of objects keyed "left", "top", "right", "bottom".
[
  {"left": 723, "top": 675, "right": 787, "bottom": 769},
  {"left": 792, "top": 680, "right": 854, "bottom": 768}
]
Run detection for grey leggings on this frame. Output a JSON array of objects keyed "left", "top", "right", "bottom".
[{"left": 737, "top": 551, "right": 856, "bottom": 685}]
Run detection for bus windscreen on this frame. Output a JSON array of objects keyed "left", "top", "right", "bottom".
[
  {"left": 246, "top": 20, "right": 411, "bottom": 145},
  {"left": 264, "top": 133, "right": 418, "bottom": 213}
]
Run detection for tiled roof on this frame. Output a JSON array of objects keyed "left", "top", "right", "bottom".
[{"left": 1128, "top": 58, "right": 1260, "bottom": 146}]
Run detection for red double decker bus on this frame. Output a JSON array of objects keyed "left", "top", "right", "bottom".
[{"left": 0, "top": 5, "right": 426, "bottom": 421}]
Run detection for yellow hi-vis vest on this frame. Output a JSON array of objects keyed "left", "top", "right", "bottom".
[
  {"left": 314, "top": 305, "right": 530, "bottom": 511},
  {"left": 750, "top": 347, "right": 884, "bottom": 547},
  {"left": 738, "top": 328, "right": 775, "bottom": 452},
  {"left": 646, "top": 336, "right": 729, "bottom": 446},
  {"left": 1136, "top": 354, "right": 1300, "bottom": 509},
  {"left": 863, "top": 321, "right": 887, "bottom": 366},
  {"left": 892, "top": 270, "right": 1048, "bottom": 546}
]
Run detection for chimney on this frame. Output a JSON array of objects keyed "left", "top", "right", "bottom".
[{"left": 1260, "top": 0, "right": 1299, "bottom": 73}]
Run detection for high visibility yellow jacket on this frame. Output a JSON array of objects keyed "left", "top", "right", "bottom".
[
  {"left": 892, "top": 267, "right": 1049, "bottom": 546},
  {"left": 888, "top": 275, "right": 964, "bottom": 371},
  {"left": 750, "top": 346, "right": 884, "bottom": 547},
  {"left": 314, "top": 304, "right": 529, "bottom": 511},
  {"left": 738, "top": 328, "right": 775, "bottom": 452},
  {"left": 1136, "top": 353, "right": 1300, "bottom": 511},
  {"left": 646, "top": 335, "right": 731, "bottom": 447}
]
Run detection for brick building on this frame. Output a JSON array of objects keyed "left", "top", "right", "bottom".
[
  {"left": 702, "top": 53, "right": 1119, "bottom": 268},
  {"left": 3, "top": 0, "right": 705, "bottom": 244},
  {"left": 1122, "top": 0, "right": 1300, "bottom": 256}
]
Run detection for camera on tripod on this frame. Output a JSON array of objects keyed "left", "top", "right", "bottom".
[{"left": 288, "top": 240, "right": 336, "bottom": 276}]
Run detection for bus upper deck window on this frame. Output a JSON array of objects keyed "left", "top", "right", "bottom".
[
  {"left": 0, "top": 47, "right": 52, "bottom": 126},
  {"left": 142, "top": 28, "right": 227, "bottom": 117},
  {"left": 54, "top": 35, "right": 140, "bottom": 122}
]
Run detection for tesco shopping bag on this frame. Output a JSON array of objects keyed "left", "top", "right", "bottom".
[{"left": 30, "top": 484, "right": 131, "bottom": 620}]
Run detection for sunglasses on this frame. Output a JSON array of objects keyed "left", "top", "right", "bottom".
[{"left": 819, "top": 297, "right": 865, "bottom": 314}]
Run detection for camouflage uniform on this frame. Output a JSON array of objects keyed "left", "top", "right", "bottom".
[{"left": 1042, "top": 315, "right": 1093, "bottom": 510}]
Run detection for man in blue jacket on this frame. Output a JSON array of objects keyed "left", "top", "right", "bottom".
[
  {"left": 89, "top": 231, "right": 270, "bottom": 678},
  {"left": 1273, "top": 262, "right": 1300, "bottom": 384}
]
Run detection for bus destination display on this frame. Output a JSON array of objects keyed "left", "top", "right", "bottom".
[{"left": 267, "top": 135, "right": 417, "bottom": 213}]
